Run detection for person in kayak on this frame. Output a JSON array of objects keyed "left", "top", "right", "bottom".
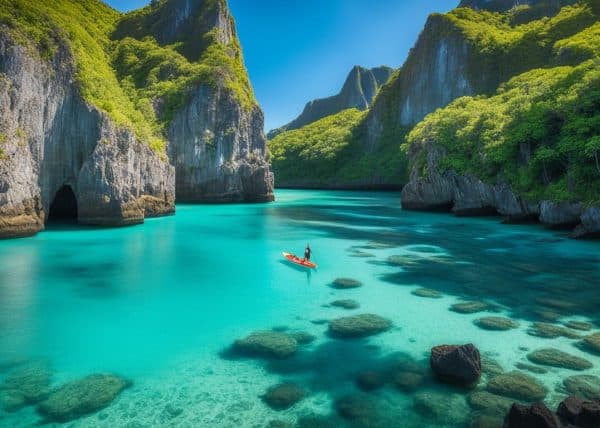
[{"left": 303, "top": 244, "right": 311, "bottom": 262}]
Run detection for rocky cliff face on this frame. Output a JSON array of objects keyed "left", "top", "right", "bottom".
[
  {"left": 0, "top": 28, "right": 175, "bottom": 237},
  {"left": 0, "top": 31, "right": 174, "bottom": 238},
  {"left": 268, "top": 65, "right": 393, "bottom": 138}
]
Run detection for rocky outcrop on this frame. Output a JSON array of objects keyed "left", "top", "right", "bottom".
[
  {"left": 430, "top": 343, "right": 481, "bottom": 386},
  {"left": 168, "top": 84, "right": 274, "bottom": 203},
  {"left": 0, "top": 30, "right": 174, "bottom": 238},
  {"left": 503, "top": 396, "right": 600, "bottom": 428},
  {"left": 401, "top": 141, "right": 600, "bottom": 238},
  {"left": 268, "top": 65, "right": 392, "bottom": 138},
  {"left": 458, "top": 0, "right": 573, "bottom": 13}
]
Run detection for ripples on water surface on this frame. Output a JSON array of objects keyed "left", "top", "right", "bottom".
[{"left": 0, "top": 190, "right": 599, "bottom": 427}]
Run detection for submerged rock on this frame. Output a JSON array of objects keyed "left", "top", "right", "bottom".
[
  {"left": 450, "top": 301, "right": 493, "bottom": 314},
  {"left": 334, "top": 394, "right": 375, "bottom": 422},
  {"left": 430, "top": 343, "right": 481, "bottom": 386},
  {"left": 413, "top": 390, "right": 469, "bottom": 424},
  {"left": 475, "top": 317, "right": 519, "bottom": 331},
  {"left": 579, "top": 332, "right": 600, "bottom": 355},
  {"left": 288, "top": 332, "right": 316, "bottom": 345},
  {"left": 0, "top": 389, "right": 26, "bottom": 412},
  {"left": 411, "top": 288, "right": 443, "bottom": 298},
  {"left": 468, "top": 391, "right": 515, "bottom": 416},
  {"left": 503, "top": 402, "right": 559, "bottom": 428},
  {"left": 515, "top": 363, "right": 547, "bottom": 375},
  {"left": 486, "top": 371, "right": 547, "bottom": 401},
  {"left": 329, "top": 278, "right": 363, "bottom": 289},
  {"left": 330, "top": 299, "right": 360, "bottom": 310},
  {"left": 557, "top": 395, "right": 600, "bottom": 428},
  {"left": 355, "top": 370, "right": 385, "bottom": 391},
  {"left": 564, "top": 321, "right": 593, "bottom": 331},
  {"left": 261, "top": 383, "right": 305, "bottom": 410},
  {"left": 233, "top": 331, "right": 298, "bottom": 359},
  {"left": 563, "top": 374, "right": 600, "bottom": 400},
  {"left": 37, "top": 374, "right": 130, "bottom": 423},
  {"left": 1, "top": 361, "right": 52, "bottom": 404},
  {"left": 328, "top": 314, "right": 392, "bottom": 338},
  {"left": 527, "top": 322, "right": 581, "bottom": 339},
  {"left": 527, "top": 348, "right": 593, "bottom": 371},
  {"left": 393, "top": 371, "right": 425, "bottom": 391},
  {"left": 481, "top": 356, "right": 505, "bottom": 377}
]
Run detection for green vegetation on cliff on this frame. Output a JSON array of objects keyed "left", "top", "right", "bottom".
[
  {"left": 407, "top": 58, "right": 600, "bottom": 203},
  {"left": 269, "top": 108, "right": 406, "bottom": 187},
  {"left": 0, "top": 0, "right": 256, "bottom": 153}
]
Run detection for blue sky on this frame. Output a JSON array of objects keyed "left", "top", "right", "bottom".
[{"left": 106, "top": 0, "right": 458, "bottom": 131}]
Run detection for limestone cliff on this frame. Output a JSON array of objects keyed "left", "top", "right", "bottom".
[
  {"left": 268, "top": 65, "right": 392, "bottom": 139},
  {"left": 0, "top": 30, "right": 174, "bottom": 238}
]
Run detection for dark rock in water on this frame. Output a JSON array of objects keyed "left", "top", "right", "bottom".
[
  {"left": 475, "top": 317, "right": 519, "bottom": 331},
  {"left": 527, "top": 348, "right": 593, "bottom": 371},
  {"left": 468, "top": 391, "right": 515, "bottom": 416},
  {"left": 289, "top": 332, "right": 316, "bottom": 345},
  {"left": 356, "top": 370, "right": 385, "bottom": 391},
  {"left": 37, "top": 374, "right": 130, "bottom": 423},
  {"left": 486, "top": 371, "right": 547, "bottom": 401},
  {"left": 470, "top": 412, "right": 505, "bottom": 428},
  {"left": 515, "top": 363, "right": 547, "bottom": 375},
  {"left": 527, "top": 322, "right": 581, "bottom": 339},
  {"left": 412, "top": 288, "right": 443, "bottom": 298},
  {"left": 261, "top": 383, "right": 305, "bottom": 410},
  {"left": 1, "top": 361, "right": 52, "bottom": 404},
  {"left": 430, "top": 343, "right": 481, "bottom": 386},
  {"left": 232, "top": 331, "right": 298, "bottom": 359},
  {"left": 330, "top": 299, "right": 360, "bottom": 310},
  {"left": 564, "top": 321, "right": 593, "bottom": 331},
  {"left": 329, "top": 278, "right": 363, "bottom": 289},
  {"left": 557, "top": 395, "right": 600, "bottom": 428},
  {"left": 393, "top": 371, "right": 424, "bottom": 391},
  {"left": 563, "top": 374, "right": 600, "bottom": 400},
  {"left": 579, "top": 332, "right": 600, "bottom": 355},
  {"left": 502, "top": 402, "right": 559, "bottom": 428},
  {"left": 328, "top": 314, "right": 392, "bottom": 338},
  {"left": 334, "top": 394, "right": 375, "bottom": 422},
  {"left": 450, "top": 301, "right": 493, "bottom": 314}
]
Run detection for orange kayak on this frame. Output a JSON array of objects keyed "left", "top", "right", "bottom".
[{"left": 282, "top": 252, "right": 317, "bottom": 269}]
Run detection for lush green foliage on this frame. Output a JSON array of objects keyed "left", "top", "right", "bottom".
[
  {"left": 269, "top": 108, "right": 406, "bottom": 186},
  {"left": 407, "top": 59, "right": 600, "bottom": 204},
  {"left": 0, "top": 0, "right": 255, "bottom": 153}
]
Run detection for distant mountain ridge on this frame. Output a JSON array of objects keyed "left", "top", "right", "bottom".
[{"left": 267, "top": 65, "right": 393, "bottom": 139}]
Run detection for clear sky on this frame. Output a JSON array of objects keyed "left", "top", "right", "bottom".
[{"left": 106, "top": 0, "right": 458, "bottom": 131}]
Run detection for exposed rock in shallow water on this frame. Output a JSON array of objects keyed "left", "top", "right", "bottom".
[
  {"left": 37, "top": 374, "right": 130, "bottom": 423},
  {"left": 563, "top": 374, "right": 600, "bottom": 400},
  {"left": 527, "top": 348, "right": 593, "bottom": 371},
  {"left": 486, "top": 371, "right": 547, "bottom": 402},
  {"left": 468, "top": 391, "right": 515, "bottom": 416},
  {"left": 430, "top": 343, "right": 481, "bottom": 386},
  {"left": 527, "top": 322, "right": 581, "bottom": 339},
  {"left": 475, "top": 317, "right": 519, "bottom": 331},
  {"left": 232, "top": 331, "right": 298, "bottom": 359},
  {"left": 329, "top": 278, "right": 363, "bottom": 289},
  {"left": 579, "top": 332, "right": 600, "bottom": 355},
  {"left": 503, "top": 402, "right": 559, "bottom": 428},
  {"left": 411, "top": 288, "right": 443, "bottom": 298},
  {"left": 564, "top": 320, "right": 593, "bottom": 331},
  {"left": 328, "top": 314, "right": 392, "bottom": 338},
  {"left": 330, "top": 299, "right": 360, "bottom": 310},
  {"left": 450, "top": 301, "right": 493, "bottom": 314},
  {"left": 261, "top": 383, "right": 305, "bottom": 410},
  {"left": 557, "top": 395, "right": 600, "bottom": 428}
]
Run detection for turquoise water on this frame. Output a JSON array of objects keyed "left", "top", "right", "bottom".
[{"left": 0, "top": 190, "right": 599, "bottom": 427}]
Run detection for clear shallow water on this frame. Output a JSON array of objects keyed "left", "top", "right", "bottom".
[{"left": 0, "top": 190, "right": 599, "bottom": 427}]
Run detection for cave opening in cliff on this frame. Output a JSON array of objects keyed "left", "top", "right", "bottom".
[{"left": 47, "top": 185, "right": 78, "bottom": 223}]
